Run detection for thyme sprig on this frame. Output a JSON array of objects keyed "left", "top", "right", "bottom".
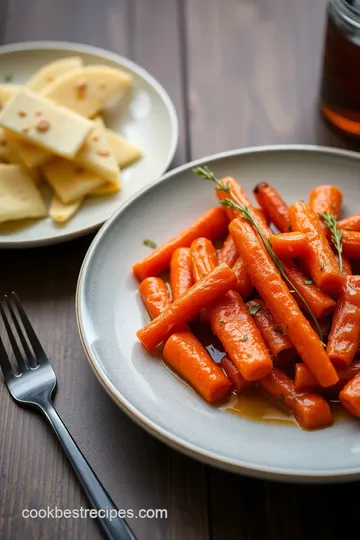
[
  {"left": 193, "top": 165, "right": 323, "bottom": 341},
  {"left": 319, "top": 211, "right": 343, "bottom": 274}
]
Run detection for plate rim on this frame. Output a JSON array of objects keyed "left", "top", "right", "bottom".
[
  {"left": 76, "top": 144, "right": 360, "bottom": 482},
  {"left": 0, "top": 40, "right": 179, "bottom": 248}
]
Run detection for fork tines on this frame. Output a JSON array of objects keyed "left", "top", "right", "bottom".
[{"left": 0, "top": 292, "right": 46, "bottom": 377}]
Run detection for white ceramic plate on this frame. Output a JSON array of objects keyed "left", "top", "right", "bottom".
[
  {"left": 0, "top": 41, "right": 178, "bottom": 248},
  {"left": 77, "top": 146, "right": 360, "bottom": 482}
]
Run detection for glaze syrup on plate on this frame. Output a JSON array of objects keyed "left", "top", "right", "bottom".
[{"left": 161, "top": 306, "right": 352, "bottom": 428}]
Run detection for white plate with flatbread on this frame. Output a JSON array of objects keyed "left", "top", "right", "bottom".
[{"left": 0, "top": 41, "right": 178, "bottom": 248}]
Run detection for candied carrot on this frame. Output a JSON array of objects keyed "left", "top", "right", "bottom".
[
  {"left": 217, "top": 176, "right": 252, "bottom": 209},
  {"left": 132, "top": 207, "right": 228, "bottom": 281},
  {"left": 294, "top": 361, "right": 360, "bottom": 393},
  {"left": 210, "top": 290, "right": 273, "bottom": 381},
  {"left": 288, "top": 201, "right": 343, "bottom": 293},
  {"left": 191, "top": 237, "right": 218, "bottom": 324},
  {"left": 137, "top": 263, "right": 237, "bottom": 351},
  {"left": 218, "top": 234, "right": 238, "bottom": 267},
  {"left": 139, "top": 277, "right": 171, "bottom": 319},
  {"left": 270, "top": 232, "right": 308, "bottom": 259},
  {"left": 216, "top": 176, "right": 270, "bottom": 236},
  {"left": 232, "top": 257, "right": 253, "bottom": 299},
  {"left": 343, "top": 257, "right": 352, "bottom": 275},
  {"left": 253, "top": 182, "right": 290, "bottom": 232},
  {"left": 229, "top": 218, "right": 339, "bottom": 387},
  {"left": 337, "top": 212, "right": 360, "bottom": 232},
  {"left": 190, "top": 237, "right": 218, "bottom": 281},
  {"left": 258, "top": 368, "right": 333, "bottom": 429},
  {"left": 246, "top": 299, "right": 296, "bottom": 367},
  {"left": 281, "top": 260, "right": 336, "bottom": 319},
  {"left": 339, "top": 373, "right": 360, "bottom": 417},
  {"left": 309, "top": 185, "right": 343, "bottom": 218},
  {"left": 335, "top": 254, "right": 352, "bottom": 276},
  {"left": 170, "top": 247, "right": 194, "bottom": 300},
  {"left": 341, "top": 230, "right": 360, "bottom": 259},
  {"left": 327, "top": 276, "right": 360, "bottom": 367},
  {"left": 220, "top": 355, "right": 250, "bottom": 393},
  {"left": 258, "top": 367, "right": 294, "bottom": 404},
  {"left": 294, "top": 363, "right": 319, "bottom": 392},
  {"left": 163, "top": 332, "right": 232, "bottom": 403},
  {"left": 294, "top": 394, "right": 333, "bottom": 430}
]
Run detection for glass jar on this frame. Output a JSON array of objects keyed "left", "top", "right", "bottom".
[{"left": 320, "top": 0, "right": 360, "bottom": 137}]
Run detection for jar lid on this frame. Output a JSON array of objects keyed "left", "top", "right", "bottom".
[
  {"left": 347, "top": 0, "right": 360, "bottom": 13},
  {"left": 334, "top": 0, "right": 360, "bottom": 26}
]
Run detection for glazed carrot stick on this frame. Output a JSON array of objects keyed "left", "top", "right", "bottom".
[
  {"left": 220, "top": 355, "right": 250, "bottom": 393},
  {"left": 170, "top": 248, "right": 194, "bottom": 300},
  {"left": 218, "top": 236, "right": 253, "bottom": 299},
  {"left": 218, "top": 234, "right": 238, "bottom": 267},
  {"left": 132, "top": 207, "right": 228, "bottom": 281},
  {"left": 281, "top": 260, "right": 336, "bottom": 319},
  {"left": 309, "top": 185, "right": 343, "bottom": 218},
  {"left": 327, "top": 276, "right": 360, "bottom": 367},
  {"left": 210, "top": 290, "right": 273, "bottom": 381},
  {"left": 232, "top": 257, "right": 253, "bottom": 299},
  {"left": 270, "top": 232, "right": 309, "bottom": 259},
  {"left": 139, "top": 277, "right": 171, "bottom": 319},
  {"left": 139, "top": 275, "right": 189, "bottom": 342},
  {"left": 258, "top": 368, "right": 333, "bottom": 429},
  {"left": 253, "top": 182, "right": 290, "bottom": 232},
  {"left": 140, "top": 277, "right": 229, "bottom": 402},
  {"left": 216, "top": 176, "right": 252, "bottom": 209},
  {"left": 229, "top": 218, "right": 339, "bottom": 387},
  {"left": 163, "top": 332, "right": 232, "bottom": 403},
  {"left": 336, "top": 254, "right": 352, "bottom": 275},
  {"left": 294, "top": 361, "right": 360, "bottom": 393},
  {"left": 337, "top": 212, "right": 360, "bottom": 232},
  {"left": 216, "top": 176, "right": 270, "bottom": 236},
  {"left": 339, "top": 373, "right": 360, "bottom": 417},
  {"left": 258, "top": 367, "right": 294, "bottom": 405},
  {"left": 294, "top": 363, "right": 319, "bottom": 393},
  {"left": 191, "top": 237, "right": 219, "bottom": 323},
  {"left": 294, "top": 394, "right": 333, "bottom": 430},
  {"left": 246, "top": 299, "right": 296, "bottom": 367},
  {"left": 190, "top": 237, "right": 218, "bottom": 281},
  {"left": 341, "top": 230, "right": 360, "bottom": 259},
  {"left": 137, "top": 263, "right": 237, "bottom": 351},
  {"left": 288, "top": 202, "right": 343, "bottom": 293}
]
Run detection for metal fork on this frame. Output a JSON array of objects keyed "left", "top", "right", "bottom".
[{"left": 0, "top": 292, "right": 136, "bottom": 540}]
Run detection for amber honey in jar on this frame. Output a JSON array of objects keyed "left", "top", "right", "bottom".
[{"left": 321, "top": 0, "right": 360, "bottom": 136}]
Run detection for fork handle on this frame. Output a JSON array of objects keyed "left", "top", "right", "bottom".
[{"left": 40, "top": 401, "right": 136, "bottom": 540}]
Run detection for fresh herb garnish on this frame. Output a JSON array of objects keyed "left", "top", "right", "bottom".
[
  {"left": 193, "top": 165, "right": 323, "bottom": 340},
  {"left": 320, "top": 263, "right": 324, "bottom": 270},
  {"left": 219, "top": 320, "right": 225, "bottom": 326},
  {"left": 279, "top": 393, "right": 285, "bottom": 405},
  {"left": 143, "top": 239, "right": 157, "bottom": 249},
  {"left": 345, "top": 226, "right": 353, "bottom": 231},
  {"left": 304, "top": 279, "right": 313, "bottom": 285},
  {"left": 3, "top": 74, "right": 12, "bottom": 82},
  {"left": 241, "top": 335, "right": 248, "bottom": 342},
  {"left": 319, "top": 211, "right": 343, "bottom": 274},
  {"left": 273, "top": 326, "right": 284, "bottom": 334},
  {"left": 249, "top": 303, "right": 261, "bottom": 316}
]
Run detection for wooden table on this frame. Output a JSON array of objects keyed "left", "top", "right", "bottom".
[{"left": 0, "top": 1, "right": 359, "bottom": 539}]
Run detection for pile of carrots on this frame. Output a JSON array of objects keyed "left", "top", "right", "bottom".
[{"left": 133, "top": 173, "right": 360, "bottom": 430}]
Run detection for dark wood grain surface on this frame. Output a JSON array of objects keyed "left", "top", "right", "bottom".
[{"left": 0, "top": 1, "right": 358, "bottom": 539}]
